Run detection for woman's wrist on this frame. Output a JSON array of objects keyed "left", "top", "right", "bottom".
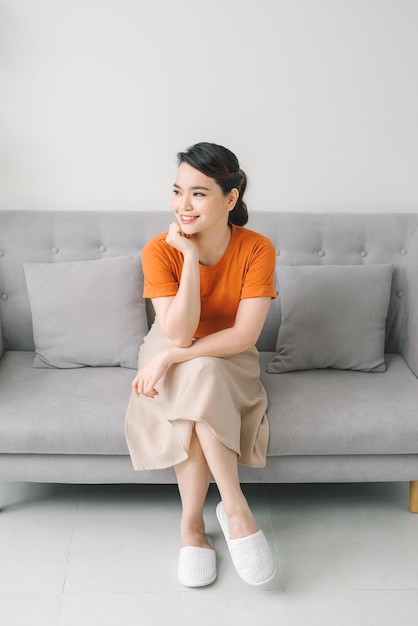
[
  {"left": 182, "top": 248, "right": 199, "bottom": 264},
  {"left": 164, "top": 344, "right": 190, "bottom": 366}
]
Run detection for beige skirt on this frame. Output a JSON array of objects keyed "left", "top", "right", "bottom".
[{"left": 125, "top": 322, "right": 269, "bottom": 471}]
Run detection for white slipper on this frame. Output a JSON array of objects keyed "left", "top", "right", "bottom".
[
  {"left": 216, "top": 502, "right": 276, "bottom": 586},
  {"left": 178, "top": 536, "right": 217, "bottom": 588}
]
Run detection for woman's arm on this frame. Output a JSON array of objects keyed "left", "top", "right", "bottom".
[
  {"left": 152, "top": 223, "right": 201, "bottom": 347},
  {"left": 172, "top": 296, "right": 270, "bottom": 359},
  {"left": 132, "top": 297, "right": 271, "bottom": 397}
]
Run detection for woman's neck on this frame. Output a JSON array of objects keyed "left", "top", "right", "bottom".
[{"left": 196, "top": 224, "right": 232, "bottom": 266}]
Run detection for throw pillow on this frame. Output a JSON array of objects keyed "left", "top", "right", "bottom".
[
  {"left": 24, "top": 254, "right": 148, "bottom": 369},
  {"left": 267, "top": 264, "right": 393, "bottom": 373}
]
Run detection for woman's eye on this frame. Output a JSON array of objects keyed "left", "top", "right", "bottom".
[
  {"left": 194, "top": 192, "right": 205, "bottom": 197},
  {"left": 172, "top": 189, "right": 180, "bottom": 195}
]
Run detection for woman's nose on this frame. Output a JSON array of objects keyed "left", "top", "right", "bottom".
[{"left": 179, "top": 194, "right": 193, "bottom": 211}]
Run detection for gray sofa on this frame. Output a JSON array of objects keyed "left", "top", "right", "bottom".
[{"left": 1, "top": 210, "right": 417, "bottom": 513}]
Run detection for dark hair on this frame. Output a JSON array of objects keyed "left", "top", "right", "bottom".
[{"left": 177, "top": 142, "right": 248, "bottom": 226}]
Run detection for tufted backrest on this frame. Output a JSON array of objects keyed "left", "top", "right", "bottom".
[
  {"left": 1, "top": 211, "right": 417, "bottom": 372},
  {"left": 249, "top": 212, "right": 418, "bottom": 366},
  {"left": 0, "top": 211, "right": 173, "bottom": 353}
]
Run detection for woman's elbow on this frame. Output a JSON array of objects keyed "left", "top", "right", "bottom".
[
  {"left": 241, "top": 339, "right": 257, "bottom": 352},
  {"left": 237, "top": 328, "right": 261, "bottom": 352},
  {"left": 173, "top": 337, "right": 194, "bottom": 348},
  {"left": 166, "top": 331, "right": 194, "bottom": 348},
  {"left": 158, "top": 321, "right": 195, "bottom": 347}
]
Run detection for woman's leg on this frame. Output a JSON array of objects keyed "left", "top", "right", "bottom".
[
  {"left": 174, "top": 428, "right": 212, "bottom": 549},
  {"left": 194, "top": 421, "right": 259, "bottom": 539}
]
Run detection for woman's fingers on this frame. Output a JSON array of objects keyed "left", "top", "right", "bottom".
[
  {"left": 131, "top": 375, "right": 159, "bottom": 398},
  {"left": 165, "top": 222, "right": 197, "bottom": 254},
  {"left": 131, "top": 352, "right": 169, "bottom": 398},
  {"left": 142, "top": 377, "right": 158, "bottom": 397}
]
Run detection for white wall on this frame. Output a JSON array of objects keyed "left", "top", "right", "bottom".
[{"left": 1, "top": 0, "right": 417, "bottom": 213}]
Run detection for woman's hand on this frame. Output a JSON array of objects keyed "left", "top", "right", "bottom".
[
  {"left": 131, "top": 349, "right": 172, "bottom": 398},
  {"left": 165, "top": 222, "right": 198, "bottom": 257}
]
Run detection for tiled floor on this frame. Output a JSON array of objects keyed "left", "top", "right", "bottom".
[{"left": 1, "top": 480, "right": 418, "bottom": 625}]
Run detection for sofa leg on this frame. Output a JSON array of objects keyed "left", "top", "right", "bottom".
[{"left": 410, "top": 481, "right": 418, "bottom": 513}]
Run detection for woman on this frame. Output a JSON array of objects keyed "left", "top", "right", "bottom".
[{"left": 125, "top": 142, "right": 277, "bottom": 587}]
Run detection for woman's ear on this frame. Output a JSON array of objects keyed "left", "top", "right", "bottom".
[{"left": 227, "top": 188, "right": 239, "bottom": 212}]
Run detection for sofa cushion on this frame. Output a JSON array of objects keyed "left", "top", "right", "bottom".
[
  {"left": 1, "top": 351, "right": 418, "bottom": 457},
  {"left": 24, "top": 254, "right": 147, "bottom": 369},
  {"left": 267, "top": 264, "right": 393, "bottom": 373},
  {"left": 261, "top": 352, "right": 418, "bottom": 456},
  {"left": 0, "top": 351, "right": 132, "bottom": 454}
]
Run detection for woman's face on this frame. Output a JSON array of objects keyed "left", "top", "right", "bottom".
[{"left": 172, "top": 163, "right": 237, "bottom": 236}]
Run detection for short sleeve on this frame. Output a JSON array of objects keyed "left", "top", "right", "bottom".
[
  {"left": 141, "top": 235, "right": 181, "bottom": 298},
  {"left": 240, "top": 236, "right": 277, "bottom": 299}
]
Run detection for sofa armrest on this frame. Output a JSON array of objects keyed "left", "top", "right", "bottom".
[
  {"left": 402, "top": 225, "right": 418, "bottom": 377},
  {"left": 0, "top": 307, "right": 3, "bottom": 358}
]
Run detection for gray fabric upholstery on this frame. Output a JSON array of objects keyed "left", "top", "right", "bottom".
[
  {"left": 261, "top": 353, "right": 418, "bottom": 456},
  {"left": 0, "top": 453, "right": 417, "bottom": 485},
  {"left": 0, "top": 352, "right": 132, "bottom": 454},
  {"left": 0, "top": 211, "right": 416, "bottom": 358},
  {"left": 247, "top": 212, "right": 415, "bottom": 365},
  {"left": 1, "top": 210, "right": 418, "bottom": 487},
  {"left": 1, "top": 351, "right": 417, "bottom": 458},
  {"left": 24, "top": 254, "right": 147, "bottom": 369},
  {"left": 267, "top": 264, "right": 393, "bottom": 373},
  {"left": 0, "top": 307, "right": 3, "bottom": 357},
  {"left": 404, "top": 222, "right": 418, "bottom": 377},
  {"left": 0, "top": 211, "right": 170, "bottom": 352}
]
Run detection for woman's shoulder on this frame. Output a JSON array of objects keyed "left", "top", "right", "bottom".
[
  {"left": 232, "top": 225, "right": 275, "bottom": 251},
  {"left": 142, "top": 232, "right": 171, "bottom": 256},
  {"left": 144, "top": 231, "right": 168, "bottom": 247},
  {"left": 142, "top": 232, "right": 184, "bottom": 267}
]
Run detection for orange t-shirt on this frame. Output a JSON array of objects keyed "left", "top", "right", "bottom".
[{"left": 142, "top": 224, "right": 277, "bottom": 338}]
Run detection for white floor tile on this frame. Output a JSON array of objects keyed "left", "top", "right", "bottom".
[
  {"left": 287, "top": 590, "right": 418, "bottom": 626},
  {"left": 0, "top": 592, "right": 61, "bottom": 626},
  {"left": 266, "top": 482, "right": 418, "bottom": 592},
  {"left": 0, "top": 484, "right": 79, "bottom": 594},
  {"left": 1, "top": 480, "right": 417, "bottom": 626},
  {"left": 64, "top": 484, "right": 182, "bottom": 594},
  {"left": 59, "top": 590, "right": 289, "bottom": 626}
]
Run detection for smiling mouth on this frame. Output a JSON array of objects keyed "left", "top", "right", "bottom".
[{"left": 180, "top": 215, "right": 199, "bottom": 223}]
